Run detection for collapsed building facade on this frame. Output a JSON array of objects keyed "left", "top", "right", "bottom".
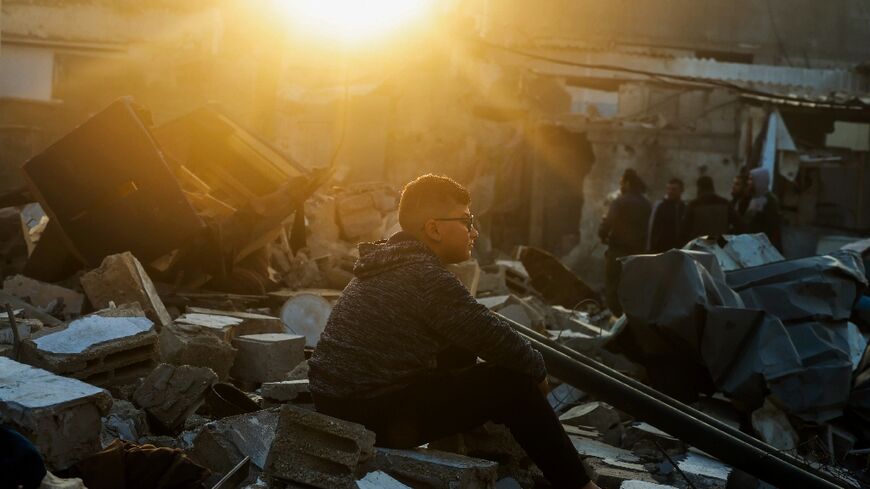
[{"left": 1, "top": 1, "right": 870, "bottom": 488}]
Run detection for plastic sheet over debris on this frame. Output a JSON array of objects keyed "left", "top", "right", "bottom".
[{"left": 610, "top": 248, "right": 869, "bottom": 424}]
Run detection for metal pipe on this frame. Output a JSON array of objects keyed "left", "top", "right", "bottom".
[{"left": 495, "top": 313, "right": 847, "bottom": 489}]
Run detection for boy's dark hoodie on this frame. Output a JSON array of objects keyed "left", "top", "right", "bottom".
[{"left": 309, "top": 231, "right": 547, "bottom": 400}]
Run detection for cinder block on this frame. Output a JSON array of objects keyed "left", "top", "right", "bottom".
[
  {"left": 264, "top": 404, "right": 376, "bottom": 489},
  {"left": 80, "top": 252, "right": 172, "bottom": 329},
  {"left": 231, "top": 333, "right": 305, "bottom": 383},
  {"left": 19, "top": 304, "right": 158, "bottom": 386},
  {"left": 2, "top": 274, "right": 84, "bottom": 319},
  {"left": 373, "top": 448, "right": 498, "bottom": 489},
  {"left": 159, "top": 322, "right": 237, "bottom": 380},
  {"left": 189, "top": 408, "right": 280, "bottom": 485},
  {"left": 0, "top": 357, "right": 112, "bottom": 470},
  {"left": 133, "top": 363, "right": 217, "bottom": 432}
]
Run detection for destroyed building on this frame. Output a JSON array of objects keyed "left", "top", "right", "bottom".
[{"left": 1, "top": 1, "right": 870, "bottom": 489}]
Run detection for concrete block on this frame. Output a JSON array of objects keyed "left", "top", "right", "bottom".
[
  {"left": 373, "top": 448, "right": 498, "bottom": 489},
  {"left": 189, "top": 408, "right": 280, "bottom": 484},
  {"left": 231, "top": 333, "right": 305, "bottom": 383},
  {"left": 0, "top": 357, "right": 112, "bottom": 470},
  {"left": 133, "top": 363, "right": 217, "bottom": 432},
  {"left": 174, "top": 313, "right": 243, "bottom": 342},
  {"left": 262, "top": 379, "right": 310, "bottom": 403},
  {"left": 286, "top": 359, "right": 309, "bottom": 380},
  {"left": 80, "top": 252, "right": 172, "bottom": 329},
  {"left": 447, "top": 259, "right": 481, "bottom": 296},
  {"left": 159, "top": 322, "right": 237, "bottom": 380},
  {"left": 0, "top": 315, "right": 39, "bottom": 344},
  {"left": 19, "top": 306, "right": 158, "bottom": 386},
  {"left": 560, "top": 402, "right": 623, "bottom": 446},
  {"left": 582, "top": 458, "right": 659, "bottom": 489},
  {"left": 357, "top": 471, "right": 411, "bottom": 489},
  {"left": 265, "top": 404, "right": 376, "bottom": 489},
  {"left": 2, "top": 274, "right": 83, "bottom": 319}
]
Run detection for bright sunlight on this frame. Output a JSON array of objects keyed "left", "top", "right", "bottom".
[{"left": 274, "top": 0, "right": 433, "bottom": 44}]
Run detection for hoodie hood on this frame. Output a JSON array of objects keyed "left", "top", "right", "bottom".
[{"left": 353, "top": 231, "right": 439, "bottom": 278}]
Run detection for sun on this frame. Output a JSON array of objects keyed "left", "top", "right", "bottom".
[{"left": 275, "top": 0, "right": 433, "bottom": 44}]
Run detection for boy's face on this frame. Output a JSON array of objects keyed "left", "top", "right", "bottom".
[{"left": 425, "top": 203, "right": 478, "bottom": 264}]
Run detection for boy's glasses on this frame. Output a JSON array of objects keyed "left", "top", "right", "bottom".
[{"left": 433, "top": 215, "right": 475, "bottom": 231}]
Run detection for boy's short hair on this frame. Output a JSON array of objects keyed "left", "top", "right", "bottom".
[{"left": 399, "top": 174, "right": 470, "bottom": 232}]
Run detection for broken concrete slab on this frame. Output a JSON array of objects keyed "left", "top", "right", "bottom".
[
  {"left": 2, "top": 274, "right": 84, "bottom": 319},
  {"left": 264, "top": 404, "right": 376, "bottom": 489},
  {"left": 684, "top": 234, "right": 783, "bottom": 272},
  {"left": 133, "top": 363, "right": 217, "bottom": 432},
  {"left": 356, "top": 470, "right": 412, "bottom": 489},
  {"left": 159, "top": 322, "right": 237, "bottom": 380},
  {"left": 583, "top": 458, "right": 659, "bottom": 489},
  {"left": 286, "top": 359, "right": 309, "bottom": 380},
  {"left": 750, "top": 398, "right": 798, "bottom": 451},
  {"left": 570, "top": 436, "right": 640, "bottom": 463},
  {"left": 100, "top": 399, "right": 148, "bottom": 447},
  {"left": 373, "top": 448, "right": 498, "bottom": 489},
  {"left": 675, "top": 452, "right": 731, "bottom": 489},
  {"left": 174, "top": 313, "right": 243, "bottom": 341},
  {"left": 622, "top": 423, "right": 684, "bottom": 459},
  {"left": 620, "top": 482, "right": 678, "bottom": 489},
  {"left": 19, "top": 307, "right": 158, "bottom": 386},
  {"left": 189, "top": 408, "right": 280, "bottom": 485},
  {"left": 231, "top": 333, "right": 305, "bottom": 383},
  {"left": 336, "top": 193, "right": 385, "bottom": 241},
  {"left": 185, "top": 307, "right": 285, "bottom": 337},
  {"left": 547, "top": 382, "right": 586, "bottom": 413},
  {"left": 80, "top": 252, "right": 172, "bottom": 329},
  {"left": 261, "top": 379, "right": 310, "bottom": 404},
  {"left": 559, "top": 402, "right": 622, "bottom": 446},
  {"left": 0, "top": 357, "right": 112, "bottom": 470}
]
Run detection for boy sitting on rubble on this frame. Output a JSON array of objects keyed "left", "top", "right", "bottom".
[{"left": 309, "top": 174, "right": 598, "bottom": 489}]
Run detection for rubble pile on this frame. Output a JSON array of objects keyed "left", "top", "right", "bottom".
[{"left": 2, "top": 98, "right": 869, "bottom": 488}]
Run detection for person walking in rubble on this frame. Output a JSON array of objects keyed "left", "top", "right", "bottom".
[
  {"left": 647, "top": 177, "right": 686, "bottom": 253},
  {"left": 681, "top": 175, "right": 739, "bottom": 243},
  {"left": 309, "top": 174, "right": 600, "bottom": 489},
  {"left": 598, "top": 168, "right": 651, "bottom": 317}
]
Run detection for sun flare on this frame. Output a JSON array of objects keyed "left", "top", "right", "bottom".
[{"left": 275, "top": 0, "right": 433, "bottom": 44}]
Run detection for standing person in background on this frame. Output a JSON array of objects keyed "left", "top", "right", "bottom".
[
  {"left": 682, "top": 176, "right": 738, "bottom": 242},
  {"left": 647, "top": 178, "right": 686, "bottom": 253},
  {"left": 744, "top": 167, "right": 783, "bottom": 251},
  {"left": 730, "top": 168, "right": 752, "bottom": 223},
  {"left": 599, "top": 169, "right": 651, "bottom": 317}
]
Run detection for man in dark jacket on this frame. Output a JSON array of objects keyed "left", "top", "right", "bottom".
[
  {"left": 309, "top": 174, "right": 598, "bottom": 489},
  {"left": 647, "top": 178, "right": 686, "bottom": 253},
  {"left": 599, "top": 169, "right": 651, "bottom": 317},
  {"left": 682, "top": 176, "right": 738, "bottom": 242}
]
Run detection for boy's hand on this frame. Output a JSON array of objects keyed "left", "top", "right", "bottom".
[{"left": 537, "top": 379, "right": 551, "bottom": 396}]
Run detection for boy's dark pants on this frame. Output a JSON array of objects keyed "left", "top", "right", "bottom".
[{"left": 313, "top": 363, "right": 591, "bottom": 488}]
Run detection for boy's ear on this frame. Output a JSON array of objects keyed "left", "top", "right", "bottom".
[{"left": 422, "top": 219, "right": 442, "bottom": 242}]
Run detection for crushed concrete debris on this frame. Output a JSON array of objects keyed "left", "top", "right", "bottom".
[
  {"left": 0, "top": 357, "right": 111, "bottom": 470},
  {"left": 583, "top": 457, "right": 659, "bottom": 488},
  {"left": 559, "top": 401, "right": 623, "bottom": 446},
  {"left": 261, "top": 379, "right": 310, "bottom": 404},
  {"left": 2, "top": 274, "right": 83, "bottom": 319},
  {"left": 372, "top": 448, "right": 499, "bottom": 489},
  {"left": 189, "top": 408, "right": 280, "bottom": 485},
  {"left": 750, "top": 398, "right": 799, "bottom": 451},
  {"left": 356, "top": 470, "right": 412, "bottom": 489},
  {"left": 675, "top": 452, "right": 732, "bottom": 489},
  {"left": 100, "top": 399, "right": 148, "bottom": 447},
  {"left": 132, "top": 363, "right": 217, "bottom": 432},
  {"left": 159, "top": 322, "right": 237, "bottom": 380}
]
